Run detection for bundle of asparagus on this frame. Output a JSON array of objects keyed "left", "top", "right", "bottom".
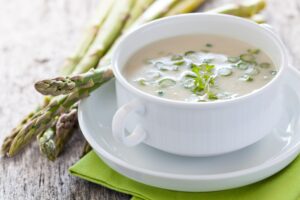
[{"left": 2, "top": 0, "right": 266, "bottom": 161}]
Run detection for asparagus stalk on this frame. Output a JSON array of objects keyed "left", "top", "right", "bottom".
[
  {"left": 164, "top": 0, "right": 206, "bottom": 16},
  {"left": 38, "top": 109, "right": 77, "bottom": 161},
  {"left": 208, "top": 0, "right": 266, "bottom": 17},
  {"left": 34, "top": 0, "right": 266, "bottom": 97},
  {"left": 129, "top": 0, "right": 179, "bottom": 30},
  {"left": 123, "top": 0, "right": 155, "bottom": 30},
  {"left": 250, "top": 14, "right": 266, "bottom": 23},
  {"left": 60, "top": 0, "right": 115, "bottom": 75},
  {"left": 80, "top": 140, "right": 92, "bottom": 158},
  {"left": 1, "top": 96, "right": 51, "bottom": 156},
  {"left": 1, "top": 112, "right": 35, "bottom": 155},
  {"left": 72, "top": 0, "right": 135, "bottom": 74}
]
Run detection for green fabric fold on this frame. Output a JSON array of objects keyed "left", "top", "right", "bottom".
[{"left": 69, "top": 151, "right": 300, "bottom": 200}]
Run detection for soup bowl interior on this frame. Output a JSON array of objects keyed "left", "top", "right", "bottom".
[{"left": 113, "top": 13, "right": 286, "bottom": 103}]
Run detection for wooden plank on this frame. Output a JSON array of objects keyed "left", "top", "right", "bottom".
[{"left": 0, "top": 0, "right": 299, "bottom": 199}]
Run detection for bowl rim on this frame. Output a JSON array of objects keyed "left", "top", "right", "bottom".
[{"left": 112, "top": 13, "right": 288, "bottom": 108}]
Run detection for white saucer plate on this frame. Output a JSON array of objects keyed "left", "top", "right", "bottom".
[{"left": 78, "top": 66, "right": 300, "bottom": 192}]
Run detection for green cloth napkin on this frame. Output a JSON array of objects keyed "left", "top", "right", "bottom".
[{"left": 69, "top": 151, "right": 300, "bottom": 200}]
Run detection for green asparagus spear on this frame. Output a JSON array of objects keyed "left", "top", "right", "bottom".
[
  {"left": 208, "top": 0, "right": 266, "bottom": 17},
  {"left": 60, "top": 0, "right": 115, "bottom": 75},
  {"left": 38, "top": 109, "right": 77, "bottom": 161},
  {"left": 250, "top": 14, "right": 266, "bottom": 23},
  {"left": 129, "top": 0, "right": 179, "bottom": 30},
  {"left": 164, "top": 0, "right": 206, "bottom": 16},
  {"left": 123, "top": 0, "right": 155, "bottom": 30},
  {"left": 72, "top": 0, "right": 135, "bottom": 74},
  {"left": 1, "top": 112, "right": 35, "bottom": 155}
]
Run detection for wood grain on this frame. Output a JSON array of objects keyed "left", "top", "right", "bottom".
[{"left": 0, "top": 0, "right": 299, "bottom": 199}]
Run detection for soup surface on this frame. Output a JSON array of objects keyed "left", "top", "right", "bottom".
[{"left": 124, "top": 35, "right": 277, "bottom": 102}]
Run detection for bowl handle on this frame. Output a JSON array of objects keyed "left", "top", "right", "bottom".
[{"left": 112, "top": 99, "right": 146, "bottom": 146}]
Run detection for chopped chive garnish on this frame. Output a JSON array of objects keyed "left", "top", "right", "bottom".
[
  {"left": 145, "top": 71, "right": 161, "bottom": 80},
  {"left": 237, "top": 62, "right": 250, "bottom": 70},
  {"left": 247, "top": 49, "right": 260, "bottom": 54},
  {"left": 240, "top": 54, "right": 255, "bottom": 63},
  {"left": 203, "top": 58, "right": 214, "bottom": 63},
  {"left": 144, "top": 59, "right": 152, "bottom": 64},
  {"left": 155, "top": 61, "right": 178, "bottom": 71},
  {"left": 227, "top": 56, "right": 240, "bottom": 63},
  {"left": 173, "top": 60, "right": 185, "bottom": 66},
  {"left": 182, "top": 79, "right": 195, "bottom": 89},
  {"left": 239, "top": 75, "right": 253, "bottom": 82},
  {"left": 206, "top": 43, "right": 213, "bottom": 48},
  {"left": 201, "top": 49, "right": 210, "bottom": 53},
  {"left": 157, "top": 90, "right": 164, "bottom": 96},
  {"left": 218, "top": 67, "right": 232, "bottom": 76},
  {"left": 245, "top": 67, "right": 260, "bottom": 76},
  {"left": 136, "top": 78, "right": 147, "bottom": 86},
  {"left": 184, "top": 51, "right": 196, "bottom": 56},
  {"left": 259, "top": 62, "right": 271, "bottom": 68},
  {"left": 171, "top": 55, "right": 183, "bottom": 61},
  {"left": 207, "top": 92, "right": 218, "bottom": 100},
  {"left": 270, "top": 70, "right": 277, "bottom": 76},
  {"left": 158, "top": 78, "right": 177, "bottom": 88},
  {"left": 190, "top": 63, "right": 198, "bottom": 69},
  {"left": 183, "top": 72, "right": 197, "bottom": 79}
]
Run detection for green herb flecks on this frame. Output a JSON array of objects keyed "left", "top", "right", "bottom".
[
  {"left": 136, "top": 78, "right": 147, "bottom": 86},
  {"left": 245, "top": 67, "right": 260, "bottom": 76},
  {"left": 207, "top": 92, "right": 218, "bottom": 100},
  {"left": 237, "top": 62, "right": 250, "bottom": 70},
  {"left": 206, "top": 43, "right": 213, "bottom": 48},
  {"left": 203, "top": 58, "right": 214, "bottom": 64},
  {"left": 247, "top": 49, "right": 260, "bottom": 54},
  {"left": 171, "top": 55, "right": 183, "bottom": 61},
  {"left": 184, "top": 51, "right": 196, "bottom": 56},
  {"left": 182, "top": 79, "right": 195, "bottom": 89},
  {"left": 158, "top": 78, "right": 177, "bottom": 88},
  {"left": 218, "top": 67, "right": 232, "bottom": 76},
  {"left": 259, "top": 62, "right": 271, "bottom": 68},
  {"left": 173, "top": 60, "right": 186, "bottom": 66},
  {"left": 157, "top": 90, "right": 164, "bottom": 96},
  {"left": 227, "top": 56, "right": 240, "bottom": 63},
  {"left": 270, "top": 70, "right": 277, "bottom": 76},
  {"left": 240, "top": 54, "right": 255, "bottom": 63},
  {"left": 155, "top": 61, "right": 178, "bottom": 71},
  {"left": 239, "top": 74, "right": 253, "bottom": 82}
]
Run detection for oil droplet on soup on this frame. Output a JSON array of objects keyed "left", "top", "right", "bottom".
[{"left": 123, "top": 35, "right": 277, "bottom": 102}]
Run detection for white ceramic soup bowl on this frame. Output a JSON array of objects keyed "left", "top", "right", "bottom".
[{"left": 111, "top": 14, "right": 288, "bottom": 156}]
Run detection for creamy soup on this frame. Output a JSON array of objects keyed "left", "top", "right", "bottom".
[{"left": 124, "top": 35, "right": 277, "bottom": 102}]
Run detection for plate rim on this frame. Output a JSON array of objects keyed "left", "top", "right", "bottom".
[{"left": 78, "top": 66, "right": 300, "bottom": 181}]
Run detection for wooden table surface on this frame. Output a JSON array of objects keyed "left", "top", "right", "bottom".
[{"left": 1, "top": 0, "right": 299, "bottom": 199}]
